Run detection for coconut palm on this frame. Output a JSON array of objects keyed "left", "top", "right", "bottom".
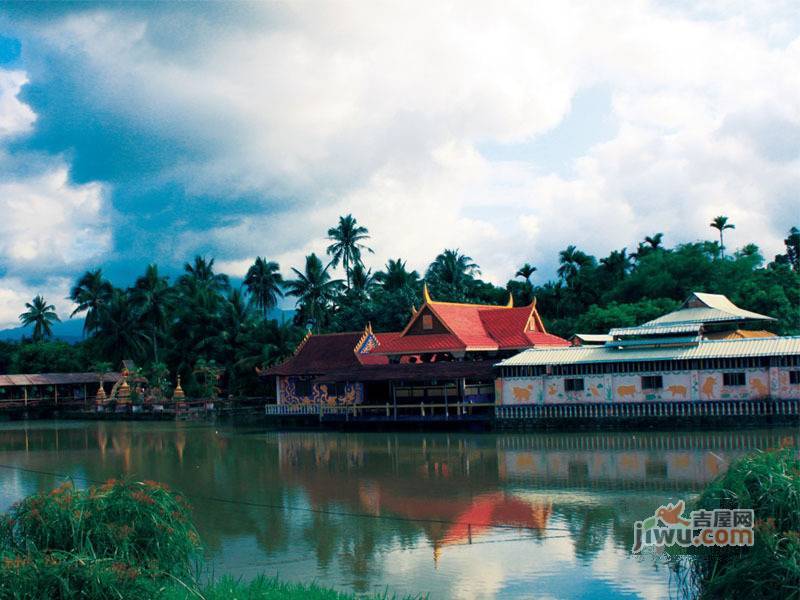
[
  {"left": 326, "top": 214, "right": 373, "bottom": 289},
  {"left": 349, "top": 263, "right": 376, "bottom": 296},
  {"left": 179, "top": 256, "right": 229, "bottom": 294},
  {"left": 427, "top": 249, "right": 480, "bottom": 289},
  {"left": 243, "top": 257, "right": 283, "bottom": 319},
  {"left": 93, "top": 290, "right": 148, "bottom": 364},
  {"left": 644, "top": 233, "right": 664, "bottom": 250},
  {"left": 515, "top": 263, "right": 537, "bottom": 283},
  {"left": 375, "top": 258, "right": 420, "bottom": 291},
  {"left": 710, "top": 216, "right": 735, "bottom": 257},
  {"left": 19, "top": 295, "right": 60, "bottom": 341},
  {"left": 286, "top": 253, "right": 343, "bottom": 330},
  {"left": 69, "top": 269, "right": 113, "bottom": 335},
  {"left": 131, "top": 264, "right": 174, "bottom": 363}
]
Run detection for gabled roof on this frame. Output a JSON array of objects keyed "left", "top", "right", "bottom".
[
  {"left": 264, "top": 330, "right": 394, "bottom": 376},
  {"left": 643, "top": 292, "right": 775, "bottom": 327},
  {"left": 0, "top": 372, "right": 123, "bottom": 387},
  {"left": 375, "top": 285, "right": 568, "bottom": 354}
]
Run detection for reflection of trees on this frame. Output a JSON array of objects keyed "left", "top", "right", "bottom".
[{"left": 1, "top": 423, "right": 798, "bottom": 589}]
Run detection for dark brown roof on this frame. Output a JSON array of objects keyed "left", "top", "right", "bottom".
[
  {"left": 0, "top": 372, "right": 123, "bottom": 387},
  {"left": 265, "top": 332, "right": 389, "bottom": 376}
]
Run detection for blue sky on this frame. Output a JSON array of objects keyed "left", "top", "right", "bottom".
[{"left": 0, "top": 1, "right": 798, "bottom": 326}]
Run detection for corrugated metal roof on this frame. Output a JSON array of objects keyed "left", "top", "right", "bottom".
[
  {"left": 0, "top": 372, "right": 122, "bottom": 387},
  {"left": 643, "top": 292, "right": 774, "bottom": 326},
  {"left": 609, "top": 324, "right": 701, "bottom": 337},
  {"left": 496, "top": 336, "right": 800, "bottom": 366}
]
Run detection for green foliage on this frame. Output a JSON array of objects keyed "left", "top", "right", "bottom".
[
  {"left": 11, "top": 341, "right": 88, "bottom": 374},
  {"left": 0, "top": 480, "right": 200, "bottom": 599},
  {"left": 673, "top": 446, "right": 800, "bottom": 599},
  {"left": 0, "top": 482, "right": 417, "bottom": 600},
  {"left": 18, "top": 295, "right": 60, "bottom": 342}
]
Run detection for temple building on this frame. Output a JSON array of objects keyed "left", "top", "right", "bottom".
[
  {"left": 263, "top": 285, "right": 569, "bottom": 408},
  {"left": 496, "top": 292, "right": 800, "bottom": 405}
]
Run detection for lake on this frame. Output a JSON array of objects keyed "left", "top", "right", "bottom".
[{"left": 0, "top": 421, "right": 794, "bottom": 599}]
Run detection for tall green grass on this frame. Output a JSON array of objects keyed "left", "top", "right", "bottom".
[
  {"left": 0, "top": 479, "right": 200, "bottom": 598},
  {"left": 673, "top": 445, "right": 800, "bottom": 599},
  {"left": 0, "top": 480, "right": 419, "bottom": 599}
]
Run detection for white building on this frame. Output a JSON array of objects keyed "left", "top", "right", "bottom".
[{"left": 496, "top": 293, "right": 800, "bottom": 405}]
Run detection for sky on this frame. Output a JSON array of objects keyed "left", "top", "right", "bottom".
[{"left": 0, "top": 1, "right": 798, "bottom": 328}]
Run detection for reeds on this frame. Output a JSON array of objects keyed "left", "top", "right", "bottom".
[
  {"left": 0, "top": 479, "right": 200, "bottom": 598},
  {"left": 673, "top": 445, "right": 800, "bottom": 599}
]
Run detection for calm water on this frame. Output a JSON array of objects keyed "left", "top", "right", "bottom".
[{"left": 0, "top": 422, "right": 795, "bottom": 599}]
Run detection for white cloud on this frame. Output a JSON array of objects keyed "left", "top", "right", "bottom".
[
  {"left": 0, "top": 67, "right": 111, "bottom": 327},
  {"left": 7, "top": 1, "right": 800, "bottom": 282},
  {"left": 0, "top": 69, "right": 35, "bottom": 139},
  {"left": 0, "top": 276, "right": 74, "bottom": 329},
  {"left": 0, "top": 166, "right": 112, "bottom": 275}
]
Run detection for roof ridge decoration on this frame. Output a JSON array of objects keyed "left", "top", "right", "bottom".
[
  {"left": 524, "top": 297, "right": 548, "bottom": 333},
  {"left": 294, "top": 330, "right": 312, "bottom": 355},
  {"left": 354, "top": 322, "right": 381, "bottom": 355}
]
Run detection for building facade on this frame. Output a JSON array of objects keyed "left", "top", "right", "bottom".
[
  {"left": 496, "top": 293, "right": 800, "bottom": 405},
  {"left": 264, "top": 285, "right": 569, "bottom": 407}
]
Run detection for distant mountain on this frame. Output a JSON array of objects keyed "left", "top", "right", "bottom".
[{"left": 0, "top": 318, "right": 86, "bottom": 343}]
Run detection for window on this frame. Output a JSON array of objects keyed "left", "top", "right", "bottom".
[
  {"left": 565, "top": 378, "right": 584, "bottom": 392},
  {"left": 723, "top": 372, "right": 746, "bottom": 387},
  {"left": 790, "top": 371, "right": 800, "bottom": 385},
  {"left": 422, "top": 314, "right": 433, "bottom": 330},
  {"left": 641, "top": 375, "right": 663, "bottom": 390}
]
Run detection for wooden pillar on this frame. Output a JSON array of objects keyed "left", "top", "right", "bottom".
[
  {"left": 23, "top": 387, "right": 27, "bottom": 408},
  {"left": 54, "top": 385, "right": 58, "bottom": 407},
  {"left": 444, "top": 384, "right": 449, "bottom": 419},
  {"left": 392, "top": 382, "right": 397, "bottom": 420}
]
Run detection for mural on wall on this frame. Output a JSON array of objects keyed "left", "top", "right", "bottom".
[
  {"left": 279, "top": 378, "right": 364, "bottom": 405},
  {"left": 701, "top": 376, "right": 716, "bottom": 399},
  {"left": 498, "top": 367, "right": 800, "bottom": 405}
]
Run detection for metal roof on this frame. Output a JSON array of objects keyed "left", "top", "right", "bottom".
[
  {"left": 609, "top": 323, "right": 702, "bottom": 337},
  {"left": 0, "top": 372, "right": 122, "bottom": 387},
  {"left": 570, "top": 334, "right": 613, "bottom": 343},
  {"left": 642, "top": 292, "right": 775, "bottom": 326},
  {"left": 496, "top": 336, "right": 800, "bottom": 367}
]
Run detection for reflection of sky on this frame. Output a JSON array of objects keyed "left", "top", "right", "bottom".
[{"left": 0, "top": 423, "right": 794, "bottom": 599}]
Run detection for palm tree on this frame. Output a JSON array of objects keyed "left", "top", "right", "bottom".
[
  {"left": 600, "top": 249, "right": 631, "bottom": 280},
  {"left": 243, "top": 257, "right": 283, "bottom": 319},
  {"left": 131, "top": 264, "right": 173, "bottom": 363},
  {"left": 375, "top": 258, "right": 420, "bottom": 291},
  {"left": 644, "top": 233, "right": 664, "bottom": 250},
  {"left": 515, "top": 263, "right": 537, "bottom": 283},
  {"left": 286, "top": 253, "right": 343, "bottom": 330},
  {"left": 19, "top": 295, "right": 60, "bottom": 341},
  {"left": 69, "top": 269, "right": 113, "bottom": 335},
  {"left": 710, "top": 215, "right": 735, "bottom": 257},
  {"left": 93, "top": 290, "right": 148, "bottom": 364},
  {"left": 349, "top": 263, "right": 375, "bottom": 296},
  {"left": 179, "top": 256, "right": 230, "bottom": 294},
  {"left": 426, "top": 249, "right": 480, "bottom": 292},
  {"left": 557, "top": 245, "right": 592, "bottom": 285},
  {"left": 326, "top": 214, "right": 373, "bottom": 289}
]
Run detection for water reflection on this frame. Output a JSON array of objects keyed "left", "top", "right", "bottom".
[{"left": 0, "top": 422, "right": 795, "bottom": 599}]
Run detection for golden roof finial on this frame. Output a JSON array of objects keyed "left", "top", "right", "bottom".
[
  {"left": 506, "top": 292, "right": 514, "bottom": 308},
  {"left": 423, "top": 282, "right": 433, "bottom": 304},
  {"left": 411, "top": 304, "right": 417, "bottom": 316}
]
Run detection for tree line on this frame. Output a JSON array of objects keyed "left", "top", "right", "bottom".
[{"left": 3, "top": 217, "right": 798, "bottom": 397}]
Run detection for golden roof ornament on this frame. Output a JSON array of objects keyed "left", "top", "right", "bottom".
[
  {"left": 506, "top": 292, "right": 514, "bottom": 308},
  {"left": 423, "top": 282, "right": 433, "bottom": 304}
]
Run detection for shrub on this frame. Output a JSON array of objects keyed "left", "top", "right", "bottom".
[
  {"left": 674, "top": 445, "right": 800, "bottom": 599},
  {"left": 0, "top": 479, "right": 200, "bottom": 599}
]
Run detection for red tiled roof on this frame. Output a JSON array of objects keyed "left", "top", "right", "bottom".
[{"left": 377, "top": 301, "right": 569, "bottom": 354}]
